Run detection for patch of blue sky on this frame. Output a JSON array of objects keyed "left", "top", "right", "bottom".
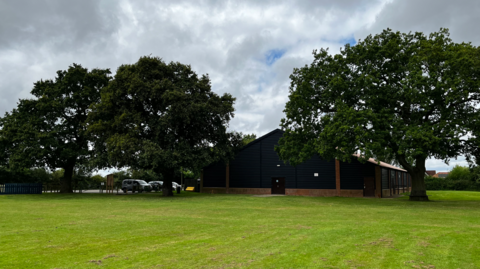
[
  {"left": 265, "top": 49, "right": 286, "bottom": 66},
  {"left": 340, "top": 35, "right": 357, "bottom": 46}
]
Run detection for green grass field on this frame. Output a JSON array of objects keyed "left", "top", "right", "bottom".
[{"left": 1, "top": 191, "right": 480, "bottom": 269}]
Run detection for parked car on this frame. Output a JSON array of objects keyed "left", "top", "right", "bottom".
[
  {"left": 149, "top": 181, "right": 163, "bottom": 191},
  {"left": 172, "top": 182, "right": 181, "bottom": 190},
  {"left": 122, "top": 179, "right": 152, "bottom": 193}
]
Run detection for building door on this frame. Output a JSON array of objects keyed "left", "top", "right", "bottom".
[
  {"left": 364, "top": 177, "right": 375, "bottom": 197},
  {"left": 271, "top": 177, "right": 285, "bottom": 195}
]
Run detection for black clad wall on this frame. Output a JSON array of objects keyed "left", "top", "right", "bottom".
[
  {"left": 205, "top": 130, "right": 336, "bottom": 189},
  {"left": 296, "top": 155, "right": 336, "bottom": 189},
  {"left": 203, "top": 161, "right": 226, "bottom": 187},
  {"left": 258, "top": 131, "right": 295, "bottom": 188},
  {"left": 229, "top": 142, "right": 261, "bottom": 188},
  {"left": 340, "top": 158, "right": 376, "bottom": 190}
]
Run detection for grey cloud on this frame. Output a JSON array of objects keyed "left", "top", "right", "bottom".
[
  {"left": 0, "top": 0, "right": 121, "bottom": 51},
  {"left": 0, "top": 0, "right": 386, "bottom": 131},
  {"left": 355, "top": 0, "right": 480, "bottom": 45}
]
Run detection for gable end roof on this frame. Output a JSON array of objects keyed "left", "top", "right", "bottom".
[{"left": 237, "top": 128, "right": 284, "bottom": 153}]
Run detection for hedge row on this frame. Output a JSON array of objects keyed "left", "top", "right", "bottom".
[{"left": 425, "top": 176, "right": 480, "bottom": 191}]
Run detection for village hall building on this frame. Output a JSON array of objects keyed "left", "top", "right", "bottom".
[{"left": 200, "top": 129, "right": 411, "bottom": 198}]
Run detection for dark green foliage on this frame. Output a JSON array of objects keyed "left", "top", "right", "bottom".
[
  {"left": 422, "top": 165, "right": 480, "bottom": 191},
  {"left": 425, "top": 175, "right": 480, "bottom": 191},
  {"left": 182, "top": 169, "right": 199, "bottom": 179},
  {"left": 424, "top": 176, "right": 444, "bottom": 190},
  {"left": 129, "top": 169, "right": 162, "bottom": 182},
  {"left": 470, "top": 166, "right": 480, "bottom": 183},
  {"left": 0, "top": 64, "right": 111, "bottom": 193},
  {"left": 0, "top": 166, "right": 100, "bottom": 190},
  {"left": 90, "top": 174, "right": 105, "bottom": 183},
  {"left": 50, "top": 169, "right": 64, "bottom": 185},
  {"left": 449, "top": 180, "right": 479, "bottom": 190},
  {"left": 88, "top": 56, "right": 240, "bottom": 196},
  {"left": 0, "top": 167, "right": 51, "bottom": 184},
  {"left": 277, "top": 28, "right": 480, "bottom": 201},
  {"left": 30, "top": 168, "right": 51, "bottom": 184},
  {"left": 446, "top": 165, "right": 471, "bottom": 181},
  {"left": 239, "top": 133, "right": 257, "bottom": 145}
]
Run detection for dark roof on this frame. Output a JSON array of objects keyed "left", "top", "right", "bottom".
[
  {"left": 237, "top": 128, "right": 284, "bottom": 152},
  {"left": 426, "top": 170, "right": 436, "bottom": 176},
  {"left": 205, "top": 128, "right": 407, "bottom": 172},
  {"left": 203, "top": 129, "right": 284, "bottom": 169},
  {"left": 246, "top": 129, "right": 406, "bottom": 172}
]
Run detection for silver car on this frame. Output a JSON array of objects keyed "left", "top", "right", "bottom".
[
  {"left": 149, "top": 181, "right": 163, "bottom": 191},
  {"left": 122, "top": 179, "right": 151, "bottom": 193}
]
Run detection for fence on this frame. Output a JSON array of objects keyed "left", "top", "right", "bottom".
[{"left": 0, "top": 183, "right": 43, "bottom": 195}]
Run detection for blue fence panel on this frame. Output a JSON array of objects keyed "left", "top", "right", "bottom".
[{"left": 0, "top": 183, "right": 42, "bottom": 194}]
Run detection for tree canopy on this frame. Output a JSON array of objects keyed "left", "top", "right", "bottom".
[
  {"left": 88, "top": 56, "right": 240, "bottom": 196},
  {"left": 0, "top": 64, "right": 111, "bottom": 192},
  {"left": 276, "top": 28, "right": 480, "bottom": 201},
  {"left": 446, "top": 165, "right": 471, "bottom": 181},
  {"left": 239, "top": 132, "right": 257, "bottom": 145}
]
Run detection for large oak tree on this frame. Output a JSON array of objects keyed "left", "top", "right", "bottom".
[
  {"left": 88, "top": 56, "right": 240, "bottom": 196},
  {"left": 0, "top": 64, "right": 111, "bottom": 192},
  {"left": 276, "top": 29, "right": 480, "bottom": 201}
]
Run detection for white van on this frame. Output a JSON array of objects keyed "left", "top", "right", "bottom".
[{"left": 122, "top": 179, "right": 151, "bottom": 193}]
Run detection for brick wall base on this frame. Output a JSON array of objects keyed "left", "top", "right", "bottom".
[
  {"left": 286, "top": 189, "right": 337, "bottom": 197},
  {"left": 202, "top": 187, "right": 411, "bottom": 198},
  {"left": 339, "top": 189, "right": 364, "bottom": 197},
  {"left": 228, "top": 188, "right": 271, "bottom": 195},
  {"left": 202, "top": 187, "right": 271, "bottom": 195},
  {"left": 202, "top": 187, "right": 364, "bottom": 197},
  {"left": 202, "top": 187, "right": 227, "bottom": 194}
]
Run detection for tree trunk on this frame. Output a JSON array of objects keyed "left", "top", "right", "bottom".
[
  {"left": 60, "top": 165, "right": 74, "bottom": 193},
  {"left": 396, "top": 156, "right": 429, "bottom": 201},
  {"left": 162, "top": 168, "right": 174, "bottom": 197},
  {"left": 409, "top": 171, "right": 429, "bottom": 201}
]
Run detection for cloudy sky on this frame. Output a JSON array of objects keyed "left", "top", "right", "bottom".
[{"left": 1, "top": 0, "right": 479, "bottom": 173}]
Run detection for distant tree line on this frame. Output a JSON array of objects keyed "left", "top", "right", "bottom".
[{"left": 0, "top": 166, "right": 106, "bottom": 189}]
